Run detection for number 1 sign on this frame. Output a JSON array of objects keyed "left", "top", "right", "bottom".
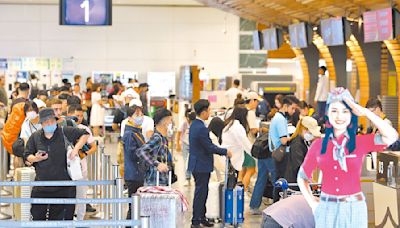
[{"left": 60, "top": 0, "right": 112, "bottom": 26}]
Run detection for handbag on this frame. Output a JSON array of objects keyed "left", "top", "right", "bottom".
[
  {"left": 61, "top": 127, "right": 83, "bottom": 180},
  {"left": 271, "top": 144, "right": 286, "bottom": 162},
  {"left": 269, "top": 112, "right": 288, "bottom": 162},
  {"left": 12, "top": 137, "right": 25, "bottom": 158},
  {"left": 269, "top": 131, "right": 287, "bottom": 162}
]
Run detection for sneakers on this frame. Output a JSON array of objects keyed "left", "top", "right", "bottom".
[{"left": 250, "top": 208, "right": 262, "bottom": 215}]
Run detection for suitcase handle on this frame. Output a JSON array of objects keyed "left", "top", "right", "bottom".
[
  {"left": 224, "top": 158, "right": 230, "bottom": 189},
  {"left": 156, "top": 170, "right": 172, "bottom": 187}
]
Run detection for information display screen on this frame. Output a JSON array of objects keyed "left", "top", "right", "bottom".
[
  {"left": 60, "top": 0, "right": 112, "bottom": 26},
  {"left": 289, "top": 22, "right": 308, "bottom": 48},
  {"left": 252, "top": 31, "right": 263, "bottom": 50},
  {"left": 262, "top": 28, "right": 280, "bottom": 50},
  {"left": 321, "top": 17, "right": 345, "bottom": 46},
  {"left": 363, "top": 8, "right": 393, "bottom": 43}
]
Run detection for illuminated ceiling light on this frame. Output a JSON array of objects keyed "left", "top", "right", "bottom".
[{"left": 313, "top": 26, "right": 318, "bottom": 31}]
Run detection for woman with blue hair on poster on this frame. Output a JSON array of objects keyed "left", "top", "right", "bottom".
[{"left": 297, "top": 87, "right": 398, "bottom": 228}]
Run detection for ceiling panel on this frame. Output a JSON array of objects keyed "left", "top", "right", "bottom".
[
  {"left": 196, "top": 0, "right": 400, "bottom": 26},
  {"left": 0, "top": 0, "right": 203, "bottom": 6}
]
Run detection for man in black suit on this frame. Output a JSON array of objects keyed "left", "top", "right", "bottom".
[{"left": 188, "top": 99, "right": 232, "bottom": 228}]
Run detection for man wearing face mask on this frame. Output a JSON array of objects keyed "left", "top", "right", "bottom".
[
  {"left": 285, "top": 116, "right": 321, "bottom": 186},
  {"left": 136, "top": 108, "right": 174, "bottom": 186},
  {"left": 23, "top": 108, "right": 89, "bottom": 221},
  {"left": 269, "top": 95, "right": 299, "bottom": 202},
  {"left": 122, "top": 104, "right": 146, "bottom": 223}
]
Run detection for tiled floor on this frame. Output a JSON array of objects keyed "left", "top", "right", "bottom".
[{"left": 0, "top": 140, "right": 265, "bottom": 227}]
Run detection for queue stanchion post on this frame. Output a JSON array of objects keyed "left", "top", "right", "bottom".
[
  {"left": 86, "top": 150, "right": 93, "bottom": 195},
  {"left": 0, "top": 145, "right": 11, "bottom": 197},
  {"left": 140, "top": 216, "right": 150, "bottom": 228},
  {"left": 90, "top": 140, "right": 103, "bottom": 219},
  {"left": 0, "top": 144, "right": 12, "bottom": 220},
  {"left": 101, "top": 151, "right": 107, "bottom": 218},
  {"left": 132, "top": 194, "right": 140, "bottom": 228},
  {"left": 104, "top": 154, "right": 111, "bottom": 220},
  {"left": 113, "top": 164, "right": 123, "bottom": 227},
  {"left": 112, "top": 164, "right": 117, "bottom": 221}
]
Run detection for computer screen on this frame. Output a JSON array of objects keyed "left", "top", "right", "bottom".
[
  {"left": 289, "top": 22, "right": 309, "bottom": 48},
  {"left": 364, "top": 8, "right": 393, "bottom": 43},
  {"left": 252, "top": 31, "right": 263, "bottom": 50},
  {"left": 321, "top": 17, "right": 345, "bottom": 46},
  {"left": 60, "top": 0, "right": 112, "bottom": 26},
  {"left": 262, "top": 28, "right": 282, "bottom": 50}
]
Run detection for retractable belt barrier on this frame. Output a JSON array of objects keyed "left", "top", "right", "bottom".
[
  {"left": 0, "top": 139, "right": 150, "bottom": 228},
  {"left": 0, "top": 177, "right": 148, "bottom": 227}
]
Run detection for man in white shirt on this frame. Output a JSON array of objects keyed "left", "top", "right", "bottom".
[
  {"left": 120, "top": 99, "right": 154, "bottom": 142},
  {"left": 225, "top": 79, "right": 243, "bottom": 108},
  {"left": 314, "top": 66, "right": 329, "bottom": 121}
]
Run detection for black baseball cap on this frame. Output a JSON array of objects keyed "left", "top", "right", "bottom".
[{"left": 39, "top": 108, "right": 57, "bottom": 124}]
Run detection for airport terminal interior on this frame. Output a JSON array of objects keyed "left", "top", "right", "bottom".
[{"left": 2, "top": 0, "right": 400, "bottom": 227}]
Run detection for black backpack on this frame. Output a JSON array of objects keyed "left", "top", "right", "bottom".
[{"left": 251, "top": 133, "right": 271, "bottom": 159}]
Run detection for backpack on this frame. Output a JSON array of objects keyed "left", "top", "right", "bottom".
[
  {"left": 251, "top": 132, "right": 271, "bottom": 159},
  {"left": 1, "top": 101, "right": 26, "bottom": 154}
]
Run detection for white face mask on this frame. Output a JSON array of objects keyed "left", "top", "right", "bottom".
[
  {"left": 27, "top": 111, "right": 38, "bottom": 120},
  {"left": 304, "top": 132, "right": 314, "bottom": 142}
]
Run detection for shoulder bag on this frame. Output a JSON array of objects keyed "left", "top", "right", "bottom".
[{"left": 61, "top": 127, "right": 83, "bottom": 180}]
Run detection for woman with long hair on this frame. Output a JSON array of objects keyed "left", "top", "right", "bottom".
[
  {"left": 297, "top": 88, "right": 398, "bottom": 227},
  {"left": 208, "top": 116, "right": 226, "bottom": 182},
  {"left": 221, "top": 107, "right": 253, "bottom": 190}
]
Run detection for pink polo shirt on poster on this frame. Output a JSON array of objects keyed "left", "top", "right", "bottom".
[{"left": 301, "top": 134, "right": 386, "bottom": 195}]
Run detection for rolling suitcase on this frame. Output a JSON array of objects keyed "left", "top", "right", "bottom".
[
  {"left": 222, "top": 159, "right": 244, "bottom": 227},
  {"left": 138, "top": 171, "right": 186, "bottom": 228},
  {"left": 206, "top": 181, "right": 222, "bottom": 221}
]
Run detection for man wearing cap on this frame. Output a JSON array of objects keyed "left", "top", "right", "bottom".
[
  {"left": 189, "top": 99, "right": 232, "bottom": 228},
  {"left": 240, "top": 91, "right": 261, "bottom": 192},
  {"left": 139, "top": 83, "right": 149, "bottom": 115},
  {"left": 23, "top": 108, "right": 89, "bottom": 221}
]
